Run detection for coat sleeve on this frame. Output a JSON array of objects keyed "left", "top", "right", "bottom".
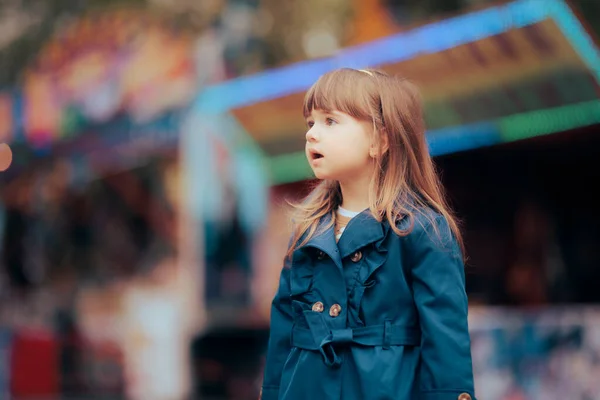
[
  {"left": 408, "top": 213, "right": 476, "bottom": 400},
  {"left": 261, "top": 259, "right": 293, "bottom": 400}
]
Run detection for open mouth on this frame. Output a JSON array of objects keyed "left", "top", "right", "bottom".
[{"left": 310, "top": 150, "right": 324, "bottom": 160}]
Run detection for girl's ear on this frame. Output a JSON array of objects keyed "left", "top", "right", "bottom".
[
  {"left": 370, "top": 130, "right": 389, "bottom": 158},
  {"left": 380, "top": 131, "right": 389, "bottom": 155}
]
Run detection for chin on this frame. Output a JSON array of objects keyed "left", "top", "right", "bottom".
[
  {"left": 310, "top": 168, "right": 326, "bottom": 180},
  {"left": 312, "top": 170, "right": 338, "bottom": 181}
]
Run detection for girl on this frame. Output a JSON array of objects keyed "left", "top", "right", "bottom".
[{"left": 261, "top": 68, "right": 476, "bottom": 400}]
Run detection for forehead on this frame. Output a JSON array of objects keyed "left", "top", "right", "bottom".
[{"left": 306, "top": 108, "right": 343, "bottom": 119}]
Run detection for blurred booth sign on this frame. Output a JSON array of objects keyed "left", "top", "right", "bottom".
[
  {"left": 52, "top": 110, "right": 182, "bottom": 185},
  {"left": 11, "top": 8, "right": 196, "bottom": 148},
  {"left": 231, "top": 12, "right": 596, "bottom": 150},
  {"left": 197, "top": 0, "right": 599, "bottom": 184}
]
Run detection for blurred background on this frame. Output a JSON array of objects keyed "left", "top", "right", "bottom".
[{"left": 0, "top": 0, "right": 598, "bottom": 399}]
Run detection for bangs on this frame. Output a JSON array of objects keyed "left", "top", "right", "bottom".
[{"left": 303, "top": 68, "right": 376, "bottom": 121}]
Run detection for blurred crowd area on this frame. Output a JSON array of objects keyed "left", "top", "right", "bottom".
[{"left": 0, "top": 0, "right": 599, "bottom": 399}]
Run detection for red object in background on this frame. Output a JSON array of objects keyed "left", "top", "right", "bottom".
[{"left": 10, "top": 329, "right": 59, "bottom": 397}]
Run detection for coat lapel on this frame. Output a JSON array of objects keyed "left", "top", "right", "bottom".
[
  {"left": 296, "top": 210, "right": 391, "bottom": 268},
  {"left": 337, "top": 210, "right": 388, "bottom": 259},
  {"left": 298, "top": 212, "right": 343, "bottom": 270}
]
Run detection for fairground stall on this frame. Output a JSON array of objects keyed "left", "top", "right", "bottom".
[{"left": 0, "top": 7, "right": 202, "bottom": 400}]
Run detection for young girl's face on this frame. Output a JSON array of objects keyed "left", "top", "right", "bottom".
[{"left": 305, "top": 108, "right": 374, "bottom": 182}]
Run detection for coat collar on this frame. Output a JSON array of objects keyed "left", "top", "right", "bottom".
[
  {"left": 297, "top": 212, "right": 343, "bottom": 270},
  {"left": 297, "top": 209, "right": 389, "bottom": 266},
  {"left": 337, "top": 209, "right": 388, "bottom": 259}
]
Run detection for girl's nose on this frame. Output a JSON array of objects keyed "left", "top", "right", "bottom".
[{"left": 306, "top": 127, "right": 318, "bottom": 142}]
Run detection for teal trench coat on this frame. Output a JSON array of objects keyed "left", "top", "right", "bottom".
[{"left": 261, "top": 209, "right": 476, "bottom": 400}]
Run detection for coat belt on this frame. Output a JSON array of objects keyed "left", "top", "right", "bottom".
[{"left": 292, "top": 312, "right": 421, "bottom": 368}]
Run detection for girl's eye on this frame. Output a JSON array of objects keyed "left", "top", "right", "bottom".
[{"left": 326, "top": 118, "right": 337, "bottom": 126}]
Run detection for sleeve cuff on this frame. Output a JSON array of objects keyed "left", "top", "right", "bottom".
[
  {"left": 261, "top": 386, "right": 279, "bottom": 400},
  {"left": 421, "top": 390, "right": 476, "bottom": 400}
]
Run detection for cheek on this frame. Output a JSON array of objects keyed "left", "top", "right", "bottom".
[
  {"left": 334, "top": 145, "right": 371, "bottom": 168},
  {"left": 342, "top": 135, "right": 371, "bottom": 159}
]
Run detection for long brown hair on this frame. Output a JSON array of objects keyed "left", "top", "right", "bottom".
[{"left": 286, "top": 68, "right": 463, "bottom": 259}]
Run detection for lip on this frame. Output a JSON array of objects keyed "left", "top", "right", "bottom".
[{"left": 307, "top": 148, "right": 324, "bottom": 163}]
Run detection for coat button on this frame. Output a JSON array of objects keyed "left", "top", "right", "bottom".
[
  {"left": 329, "top": 304, "right": 342, "bottom": 317},
  {"left": 457, "top": 393, "right": 472, "bottom": 400},
  {"left": 312, "top": 301, "right": 324, "bottom": 313},
  {"left": 316, "top": 250, "right": 325, "bottom": 260},
  {"left": 350, "top": 251, "right": 362, "bottom": 263}
]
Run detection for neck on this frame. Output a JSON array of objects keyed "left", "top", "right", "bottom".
[{"left": 338, "top": 173, "right": 371, "bottom": 212}]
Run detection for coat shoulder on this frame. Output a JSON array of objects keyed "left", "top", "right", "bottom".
[
  {"left": 395, "top": 206, "right": 449, "bottom": 237},
  {"left": 394, "top": 206, "right": 459, "bottom": 256}
]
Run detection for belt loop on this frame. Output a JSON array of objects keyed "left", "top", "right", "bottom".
[{"left": 383, "top": 320, "right": 392, "bottom": 350}]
